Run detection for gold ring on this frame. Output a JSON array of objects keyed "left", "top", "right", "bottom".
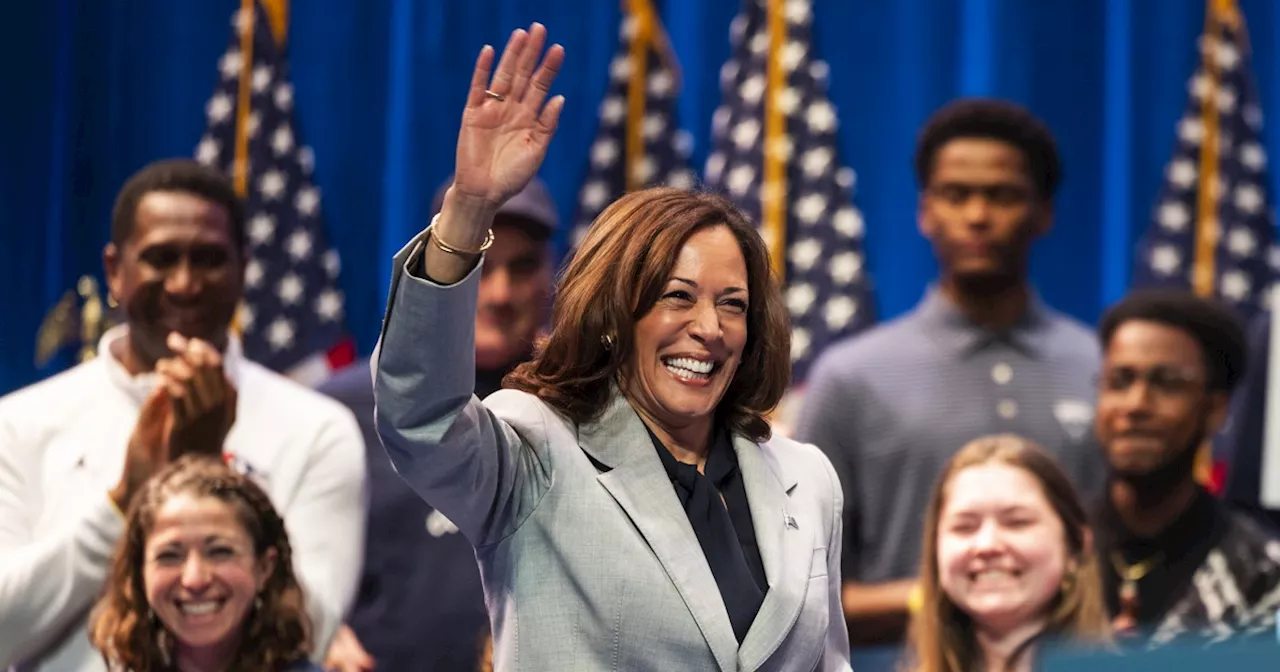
[{"left": 484, "top": 89, "right": 506, "bottom": 102}]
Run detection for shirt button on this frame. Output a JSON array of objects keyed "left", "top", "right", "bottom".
[
  {"left": 997, "top": 399, "right": 1018, "bottom": 419},
  {"left": 992, "top": 362, "right": 1013, "bottom": 385}
]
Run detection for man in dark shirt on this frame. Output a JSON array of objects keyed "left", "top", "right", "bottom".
[
  {"left": 321, "top": 178, "right": 558, "bottom": 672},
  {"left": 1092, "top": 290, "right": 1280, "bottom": 646}
]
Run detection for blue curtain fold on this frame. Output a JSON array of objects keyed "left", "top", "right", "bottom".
[{"left": 3, "top": 0, "right": 1278, "bottom": 394}]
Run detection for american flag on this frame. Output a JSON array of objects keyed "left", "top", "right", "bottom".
[
  {"left": 703, "top": 0, "right": 875, "bottom": 384},
  {"left": 570, "top": 0, "right": 697, "bottom": 247},
  {"left": 195, "top": 2, "right": 351, "bottom": 380},
  {"left": 1132, "top": 0, "right": 1277, "bottom": 322},
  {"left": 1133, "top": 0, "right": 1277, "bottom": 495}
]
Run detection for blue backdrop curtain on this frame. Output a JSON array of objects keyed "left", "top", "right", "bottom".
[{"left": 3, "top": 0, "right": 1279, "bottom": 394}]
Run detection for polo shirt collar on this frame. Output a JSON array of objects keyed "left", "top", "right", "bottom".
[{"left": 914, "top": 284, "right": 1052, "bottom": 359}]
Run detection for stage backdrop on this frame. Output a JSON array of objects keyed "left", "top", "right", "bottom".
[{"left": 3, "top": 0, "right": 1280, "bottom": 394}]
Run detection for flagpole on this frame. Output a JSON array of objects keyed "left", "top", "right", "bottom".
[
  {"left": 762, "top": 0, "right": 788, "bottom": 280},
  {"left": 625, "top": 0, "right": 655, "bottom": 192},
  {"left": 1192, "top": 0, "right": 1225, "bottom": 299},
  {"left": 232, "top": 0, "right": 257, "bottom": 198}
]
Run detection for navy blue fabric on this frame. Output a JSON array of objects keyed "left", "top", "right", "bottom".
[
  {"left": 319, "top": 358, "right": 498, "bottom": 671},
  {"left": 9, "top": 0, "right": 1280, "bottom": 395}
]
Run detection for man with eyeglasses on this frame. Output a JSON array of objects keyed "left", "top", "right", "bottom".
[{"left": 1092, "top": 289, "right": 1280, "bottom": 646}]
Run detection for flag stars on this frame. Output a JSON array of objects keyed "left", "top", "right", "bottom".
[
  {"left": 1177, "top": 117, "right": 1204, "bottom": 145},
  {"left": 805, "top": 101, "right": 837, "bottom": 133},
  {"left": 788, "top": 238, "right": 822, "bottom": 271},
  {"left": 833, "top": 207, "right": 864, "bottom": 238},
  {"left": 648, "top": 70, "right": 674, "bottom": 98},
  {"left": 828, "top": 252, "right": 863, "bottom": 285},
  {"left": 277, "top": 273, "right": 305, "bottom": 305},
  {"left": 259, "top": 170, "right": 286, "bottom": 200},
  {"left": 727, "top": 164, "right": 756, "bottom": 197},
  {"left": 581, "top": 181, "right": 610, "bottom": 211},
  {"left": 323, "top": 249, "right": 341, "bottom": 278},
  {"left": 1221, "top": 270, "right": 1250, "bottom": 301},
  {"left": 1234, "top": 184, "right": 1264, "bottom": 214},
  {"left": 246, "top": 111, "right": 261, "bottom": 138},
  {"left": 252, "top": 66, "right": 272, "bottom": 93},
  {"left": 609, "top": 56, "right": 631, "bottom": 82},
  {"left": 794, "top": 193, "right": 828, "bottom": 224},
  {"left": 1168, "top": 159, "right": 1197, "bottom": 189},
  {"left": 248, "top": 214, "right": 275, "bottom": 246},
  {"left": 298, "top": 146, "right": 316, "bottom": 174},
  {"left": 272, "top": 126, "right": 294, "bottom": 156},
  {"left": 824, "top": 296, "right": 858, "bottom": 330},
  {"left": 633, "top": 155, "right": 657, "bottom": 184},
  {"left": 196, "top": 137, "right": 220, "bottom": 166},
  {"left": 1241, "top": 142, "right": 1267, "bottom": 171},
  {"left": 642, "top": 113, "right": 667, "bottom": 140},
  {"left": 1157, "top": 201, "right": 1190, "bottom": 232},
  {"left": 591, "top": 138, "right": 619, "bottom": 168},
  {"left": 775, "top": 87, "right": 801, "bottom": 116},
  {"left": 790, "top": 328, "right": 811, "bottom": 363},
  {"left": 779, "top": 41, "right": 806, "bottom": 73},
  {"left": 1227, "top": 227, "right": 1258, "bottom": 257},
  {"left": 739, "top": 75, "right": 766, "bottom": 105},
  {"left": 786, "top": 283, "right": 816, "bottom": 317},
  {"left": 601, "top": 96, "right": 625, "bottom": 125},
  {"left": 267, "top": 318, "right": 295, "bottom": 351},
  {"left": 836, "top": 167, "right": 856, "bottom": 190},
  {"left": 1150, "top": 245, "right": 1182, "bottom": 276},
  {"left": 274, "top": 82, "right": 293, "bottom": 110},
  {"left": 219, "top": 51, "right": 243, "bottom": 81},
  {"left": 784, "top": 0, "right": 812, "bottom": 26},
  {"left": 245, "top": 259, "right": 265, "bottom": 288},
  {"left": 801, "top": 147, "right": 832, "bottom": 178},
  {"left": 733, "top": 119, "right": 761, "bottom": 151},
  {"left": 1217, "top": 86, "right": 1237, "bottom": 113},
  {"left": 286, "top": 231, "right": 311, "bottom": 261},
  {"left": 316, "top": 290, "right": 343, "bottom": 321},
  {"left": 295, "top": 186, "right": 321, "bottom": 217},
  {"left": 207, "top": 93, "right": 233, "bottom": 124}
]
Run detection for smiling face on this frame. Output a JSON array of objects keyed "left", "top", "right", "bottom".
[
  {"left": 1095, "top": 320, "right": 1226, "bottom": 483},
  {"left": 936, "top": 463, "right": 1068, "bottom": 635},
  {"left": 143, "top": 493, "right": 276, "bottom": 658},
  {"left": 624, "top": 225, "right": 749, "bottom": 437},
  {"left": 105, "top": 191, "right": 244, "bottom": 366}
]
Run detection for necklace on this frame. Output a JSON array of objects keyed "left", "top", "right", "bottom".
[{"left": 1109, "top": 550, "right": 1164, "bottom": 633}]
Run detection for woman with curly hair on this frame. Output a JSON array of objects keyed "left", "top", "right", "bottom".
[{"left": 89, "top": 455, "right": 318, "bottom": 671}]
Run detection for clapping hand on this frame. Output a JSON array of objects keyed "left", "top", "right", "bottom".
[{"left": 111, "top": 333, "right": 238, "bottom": 511}]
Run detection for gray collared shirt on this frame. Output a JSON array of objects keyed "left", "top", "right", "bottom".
[{"left": 794, "top": 287, "right": 1105, "bottom": 582}]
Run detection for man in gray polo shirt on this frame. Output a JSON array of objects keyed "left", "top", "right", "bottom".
[{"left": 794, "top": 98, "right": 1105, "bottom": 645}]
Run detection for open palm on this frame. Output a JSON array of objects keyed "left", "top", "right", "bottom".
[{"left": 453, "top": 23, "right": 565, "bottom": 210}]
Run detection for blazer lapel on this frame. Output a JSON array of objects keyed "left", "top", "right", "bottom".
[
  {"left": 733, "top": 435, "right": 814, "bottom": 671},
  {"left": 579, "top": 392, "right": 739, "bottom": 672}
]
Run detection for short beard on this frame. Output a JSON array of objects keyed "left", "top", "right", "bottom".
[{"left": 1109, "top": 416, "right": 1206, "bottom": 495}]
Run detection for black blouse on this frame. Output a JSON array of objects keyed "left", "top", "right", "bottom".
[{"left": 648, "top": 425, "right": 768, "bottom": 643}]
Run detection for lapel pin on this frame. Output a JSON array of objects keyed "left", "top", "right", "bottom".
[{"left": 785, "top": 514, "right": 798, "bottom": 530}]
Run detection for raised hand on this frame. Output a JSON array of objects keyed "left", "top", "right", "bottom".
[{"left": 452, "top": 23, "right": 565, "bottom": 218}]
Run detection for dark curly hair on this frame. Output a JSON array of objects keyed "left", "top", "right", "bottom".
[
  {"left": 89, "top": 455, "right": 311, "bottom": 671},
  {"left": 915, "top": 98, "right": 1062, "bottom": 199}
]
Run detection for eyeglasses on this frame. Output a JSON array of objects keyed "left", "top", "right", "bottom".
[{"left": 1097, "top": 366, "right": 1203, "bottom": 397}]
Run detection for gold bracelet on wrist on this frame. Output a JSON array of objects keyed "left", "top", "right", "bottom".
[{"left": 430, "top": 218, "right": 495, "bottom": 257}]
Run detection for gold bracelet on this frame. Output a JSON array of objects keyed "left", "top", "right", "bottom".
[
  {"left": 430, "top": 222, "right": 495, "bottom": 256},
  {"left": 906, "top": 583, "right": 924, "bottom": 614}
]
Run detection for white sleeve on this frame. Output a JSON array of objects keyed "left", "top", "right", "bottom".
[
  {"left": 282, "top": 408, "right": 368, "bottom": 660},
  {"left": 0, "top": 412, "right": 125, "bottom": 667}
]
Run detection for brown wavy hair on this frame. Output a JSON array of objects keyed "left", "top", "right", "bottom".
[
  {"left": 906, "top": 434, "right": 1110, "bottom": 672},
  {"left": 89, "top": 455, "right": 311, "bottom": 671},
  {"left": 505, "top": 187, "right": 790, "bottom": 441}
]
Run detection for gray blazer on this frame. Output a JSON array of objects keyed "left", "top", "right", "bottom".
[{"left": 373, "top": 232, "right": 851, "bottom": 672}]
